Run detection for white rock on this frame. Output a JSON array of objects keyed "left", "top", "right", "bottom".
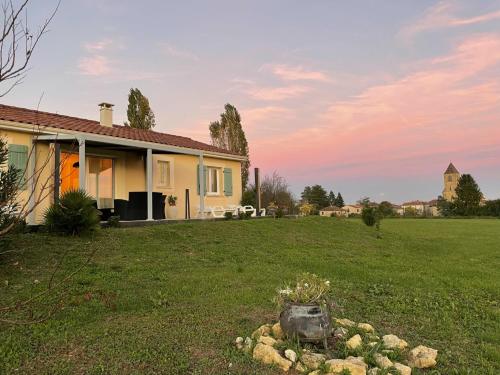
[
  {"left": 334, "top": 327, "right": 349, "bottom": 338},
  {"left": 393, "top": 362, "right": 412, "bottom": 375},
  {"left": 235, "top": 337, "right": 244, "bottom": 350},
  {"left": 243, "top": 337, "right": 253, "bottom": 353},
  {"left": 382, "top": 334, "right": 408, "bottom": 350},
  {"left": 358, "top": 323, "right": 375, "bottom": 333},
  {"left": 285, "top": 349, "right": 297, "bottom": 363},
  {"left": 368, "top": 341, "right": 378, "bottom": 348},
  {"left": 374, "top": 353, "right": 393, "bottom": 369},
  {"left": 347, "top": 334, "right": 363, "bottom": 350},
  {"left": 325, "top": 358, "right": 367, "bottom": 375},
  {"left": 252, "top": 343, "right": 292, "bottom": 372},
  {"left": 408, "top": 345, "right": 438, "bottom": 368},
  {"left": 257, "top": 335, "right": 277, "bottom": 346},
  {"left": 335, "top": 318, "right": 356, "bottom": 327},
  {"left": 367, "top": 368, "right": 380, "bottom": 375}
]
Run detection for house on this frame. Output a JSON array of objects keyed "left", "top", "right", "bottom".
[
  {"left": 392, "top": 204, "right": 404, "bottom": 216},
  {"left": 401, "top": 200, "right": 427, "bottom": 215},
  {"left": 0, "top": 103, "right": 245, "bottom": 224},
  {"left": 343, "top": 204, "right": 362, "bottom": 216},
  {"left": 319, "top": 206, "right": 348, "bottom": 217}
]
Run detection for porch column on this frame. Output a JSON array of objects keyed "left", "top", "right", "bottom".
[
  {"left": 53, "top": 142, "right": 61, "bottom": 202},
  {"left": 27, "top": 141, "right": 37, "bottom": 225},
  {"left": 78, "top": 138, "right": 86, "bottom": 190},
  {"left": 199, "top": 153, "right": 205, "bottom": 217},
  {"left": 146, "top": 148, "right": 153, "bottom": 221}
]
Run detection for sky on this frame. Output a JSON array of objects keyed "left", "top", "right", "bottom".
[{"left": 3, "top": 0, "right": 500, "bottom": 203}]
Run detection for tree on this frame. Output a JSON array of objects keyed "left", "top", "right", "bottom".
[
  {"left": 260, "top": 171, "right": 294, "bottom": 211},
  {"left": 0, "top": 137, "right": 21, "bottom": 234},
  {"left": 437, "top": 196, "right": 453, "bottom": 217},
  {"left": 241, "top": 185, "right": 256, "bottom": 207},
  {"left": 378, "top": 201, "right": 394, "bottom": 217},
  {"left": 453, "top": 174, "right": 482, "bottom": 215},
  {"left": 125, "top": 88, "right": 156, "bottom": 130},
  {"left": 0, "top": 0, "right": 59, "bottom": 96},
  {"left": 209, "top": 104, "right": 250, "bottom": 189},
  {"left": 301, "top": 185, "right": 329, "bottom": 209},
  {"left": 335, "top": 192, "right": 344, "bottom": 208},
  {"left": 328, "top": 191, "right": 336, "bottom": 206}
]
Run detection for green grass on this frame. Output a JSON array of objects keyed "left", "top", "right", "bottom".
[{"left": 0, "top": 217, "right": 499, "bottom": 374}]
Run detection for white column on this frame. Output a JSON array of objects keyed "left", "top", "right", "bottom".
[
  {"left": 147, "top": 148, "right": 153, "bottom": 220},
  {"left": 199, "top": 153, "right": 205, "bottom": 217},
  {"left": 27, "top": 141, "right": 36, "bottom": 225},
  {"left": 78, "top": 138, "right": 86, "bottom": 190}
]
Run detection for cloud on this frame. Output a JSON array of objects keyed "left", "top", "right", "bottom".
[
  {"left": 246, "top": 85, "right": 310, "bottom": 101},
  {"left": 78, "top": 55, "right": 112, "bottom": 76},
  {"left": 160, "top": 43, "right": 199, "bottom": 61},
  {"left": 84, "top": 38, "right": 114, "bottom": 52},
  {"left": 262, "top": 64, "right": 331, "bottom": 82},
  {"left": 401, "top": 1, "right": 500, "bottom": 39}
]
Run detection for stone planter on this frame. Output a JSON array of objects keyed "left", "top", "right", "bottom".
[
  {"left": 167, "top": 205, "right": 178, "bottom": 219},
  {"left": 279, "top": 303, "right": 331, "bottom": 347}
]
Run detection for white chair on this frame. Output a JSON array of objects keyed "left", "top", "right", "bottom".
[
  {"left": 210, "top": 206, "right": 226, "bottom": 218},
  {"left": 240, "top": 205, "right": 257, "bottom": 217},
  {"left": 259, "top": 208, "right": 266, "bottom": 217}
]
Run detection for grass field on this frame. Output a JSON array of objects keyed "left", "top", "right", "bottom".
[{"left": 0, "top": 217, "right": 499, "bottom": 374}]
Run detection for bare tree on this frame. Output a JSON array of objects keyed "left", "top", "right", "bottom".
[{"left": 0, "top": 0, "right": 59, "bottom": 96}]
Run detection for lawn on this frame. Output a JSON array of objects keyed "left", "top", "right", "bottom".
[{"left": 0, "top": 217, "right": 499, "bottom": 374}]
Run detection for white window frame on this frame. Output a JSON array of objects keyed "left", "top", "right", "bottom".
[
  {"left": 205, "top": 166, "right": 220, "bottom": 195},
  {"left": 157, "top": 160, "right": 172, "bottom": 188}
]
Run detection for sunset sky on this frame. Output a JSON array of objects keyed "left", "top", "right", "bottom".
[{"left": 4, "top": 0, "right": 500, "bottom": 203}]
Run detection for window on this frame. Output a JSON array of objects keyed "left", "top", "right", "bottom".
[
  {"left": 86, "top": 157, "right": 114, "bottom": 209},
  {"left": 205, "top": 167, "right": 219, "bottom": 194},
  {"left": 448, "top": 175, "right": 452, "bottom": 182},
  {"left": 157, "top": 160, "right": 171, "bottom": 187}
]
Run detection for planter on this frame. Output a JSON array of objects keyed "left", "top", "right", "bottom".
[
  {"left": 167, "top": 206, "right": 178, "bottom": 219},
  {"left": 279, "top": 303, "right": 331, "bottom": 347}
]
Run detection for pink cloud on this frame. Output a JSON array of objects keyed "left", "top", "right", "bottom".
[
  {"left": 84, "top": 38, "right": 114, "bottom": 52},
  {"left": 250, "top": 34, "right": 500, "bottom": 181},
  {"left": 263, "top": 64, "right": 331, "bottom": 82},
  {"left": 246, "top": 85, "right": 310, "bottom": 101},
  {"left": 78, "top": 55, "right": 111, "bottom": 76},
  {"left": 400, "top": 1, "right": 500, "bottom": 38},
  {"left": 159, "top": 43, "right": 199, "bottom": 61}
]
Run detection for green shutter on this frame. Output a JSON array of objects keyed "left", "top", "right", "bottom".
[
  {"left": 223, "top": 168, "right": 233, "bottom": 196},
  {"left": 8, "top": 144, "right": 29, "bottom": 190},
  {"left": 196, "top": 165, "right": 207, "bottom": 196}
]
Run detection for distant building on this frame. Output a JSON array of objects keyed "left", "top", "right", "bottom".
[
  {"left": 319, "top": 206, "right": 348, "bottom": 217},
  {"left": 443, "top": 163, "right": 460, "bottom": 201},
  {"left": 343, "top": 204, "right": 363, "bottom": 216},
  {"left": 401, "top": 200, "right": 427, "bottom": 215}
]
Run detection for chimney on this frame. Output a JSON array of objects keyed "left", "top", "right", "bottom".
[{"left": 99, "top": 102, "right": 114, "bottom": 127}]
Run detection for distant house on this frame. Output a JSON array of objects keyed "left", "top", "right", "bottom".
[
  {"left": 343, "top": 204, "right": 363, "bottom": 216},
  {"left": 319, "top": 206, "right": 348, "bottom": 217},
  {"left": 392, "top": 204, "right": 404, "bottom": 216},
  {"left": 401, "top": 200, "right": 439, "bottom": 216}
]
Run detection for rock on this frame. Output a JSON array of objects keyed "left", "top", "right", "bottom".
[
  {"left": 285, "top": 349, "right": 297, "bottom": 363},
  {"left": 251, "top": 324, "right": 271, "bottom": 339},
  {"left": 272, "top": 322, "right": 284, "bottom": 339},
  {"left": 346, "top": 334, "right": 363, "bottom": 350},
  {"left": 252, "top": 343, "right": 292, "bottom": 372},
  {"left": 258, "top": 335, "right": 277, "bottom": 346},
  {"left": 382, "top": 334, "right": 408, "bottom": 350},
  {"left": 368, "top": 342, "right": 378, "bottom": 348},
  {"left": 300, "top": 352, "right": 326, "bottom": 370},
  {"left": 335, "top": 318, "right": 356, "bottom": 327},
  {"left": 393, "top": 362, "right": 412, "bottom": 375},
  {"left": 408, "top": 345, "right": 437, "bottom": 368},
  {"left": 308, "top": 371, "right": 320, "bottom": 375},
  {"left": 325, "top": 358, "right": 367, "bottom": 375},
  {"left": 346, "top": 356, "right": 367, "bottom": 369},
  {"left": 367, "top": 368, "right": 380, "bottom": 375},
  {"left": 334, "top": 327, "right": 349, "bottom": 338},
  {"left": 358, "top": 323, "right": 375, "bottom": 333},
  {"left": 295, "top": 361, "right": 307, "bottom": 373},
  {"left": 243, "top": 337, "right": 253, "bottom": 353},
  {"left": 374, "top": 353, "right": 393, "bottom": 369},
  {"left": 235, "top": 337, "right": 244, "bottom": 350}
]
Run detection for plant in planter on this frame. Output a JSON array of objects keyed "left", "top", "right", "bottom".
[
  {"left": 275, "top": 273, "right": 333, "bottom": 348},
  {"left": 166, "top": 195, "right": 178, "bottom": 219}
]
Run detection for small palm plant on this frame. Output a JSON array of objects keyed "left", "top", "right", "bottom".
[{"left": 44, "top": 189, "right": 101, "bottom": 235}]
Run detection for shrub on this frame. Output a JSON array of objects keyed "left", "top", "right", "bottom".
[
  {"left": 107, "top": 215, "right": 121, "bottom": 228},
  {"left": 275, "top": 207, "right": 284, "bottom": 218},
  {"left": 275, "top": 272, "right": 332, "bottom": 310},
  {"left": 361, "top": 206, "right": 377, "bottom": 226},
  {"left": 44, "top": 189, "right": 101, "bottom": 235},
  {"left": 245, "top": 211, "right": 253, "bottom": 219},
  {"left": 224, "top": 211, "right": 233, "bottom": 220},
  {"left": 167, "top": 195, "right": 177, "bottom": 206}
]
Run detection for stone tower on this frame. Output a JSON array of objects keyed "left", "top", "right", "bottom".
[{"left": 442, "top": 163, "right": 460, "bottom": 201}]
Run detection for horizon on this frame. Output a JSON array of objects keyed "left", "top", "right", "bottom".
[{"left": 3, "top": 0, "right": 500, "bottom": 203}]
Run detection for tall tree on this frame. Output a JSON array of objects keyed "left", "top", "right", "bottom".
[
  {"left": 301, "top": 184, "right": 329, "bottom": 209},
  {"left": 209, "top": 104, "right": 250, "bottom": 188},
  {"left": 453, "top": 174, "right": 482, "bottom": 215},
  {"left": 125, "top": 88, "right": 156, "bottom": 130},
  {"left": 335, "top": 192, "right": 344, "bottom": 207},
  {"left": 259, "top": 171, "right": 294, "bottom": 211},
  {"left": 328, "top": 191, "right": 336, "bottom": 206}
]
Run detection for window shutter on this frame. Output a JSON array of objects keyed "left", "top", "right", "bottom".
[
  {"left": 8, "top": 144, "right": 29, "bottom": 190},
  {"left": 197, "top": 165, "right": 207, "bottom": 196},
  {"left": 223, "top": 168, "right": 233, "bottom": 196}
]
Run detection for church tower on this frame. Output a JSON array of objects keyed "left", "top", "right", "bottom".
[{"left": 442, "top": 163, "right": 460, "bottom": 201}]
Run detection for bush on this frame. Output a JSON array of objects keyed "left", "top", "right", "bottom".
[
  {"left": 107, "top": 215, "right": 121, "bottom": 228},
  {"left": 44, "top": 189, "right": 101, "bottom": 235},
  {"left": 224, "top": 211, "right": 233, "bottom": 220},
  {"left": 275, "top": 207, "right": 284, "bottom": 218},
  {"left": 361, "top": 207, "right": 377, "bottom": 226}
]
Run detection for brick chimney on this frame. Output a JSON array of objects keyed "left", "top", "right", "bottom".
[{"left": 99, "top": 102, "right": 114, "bottom": 127}]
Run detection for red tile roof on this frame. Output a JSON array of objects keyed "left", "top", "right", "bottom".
[{"left": 0, "top": 104, "right": 239, "bottom": 156}]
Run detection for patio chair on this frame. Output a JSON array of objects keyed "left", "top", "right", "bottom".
[
  {"left": 210, "top": 206, "right": 227, "bottom": 218},
  {"left": 240, "top": 205, "right": 257, "bottom": 217}
]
